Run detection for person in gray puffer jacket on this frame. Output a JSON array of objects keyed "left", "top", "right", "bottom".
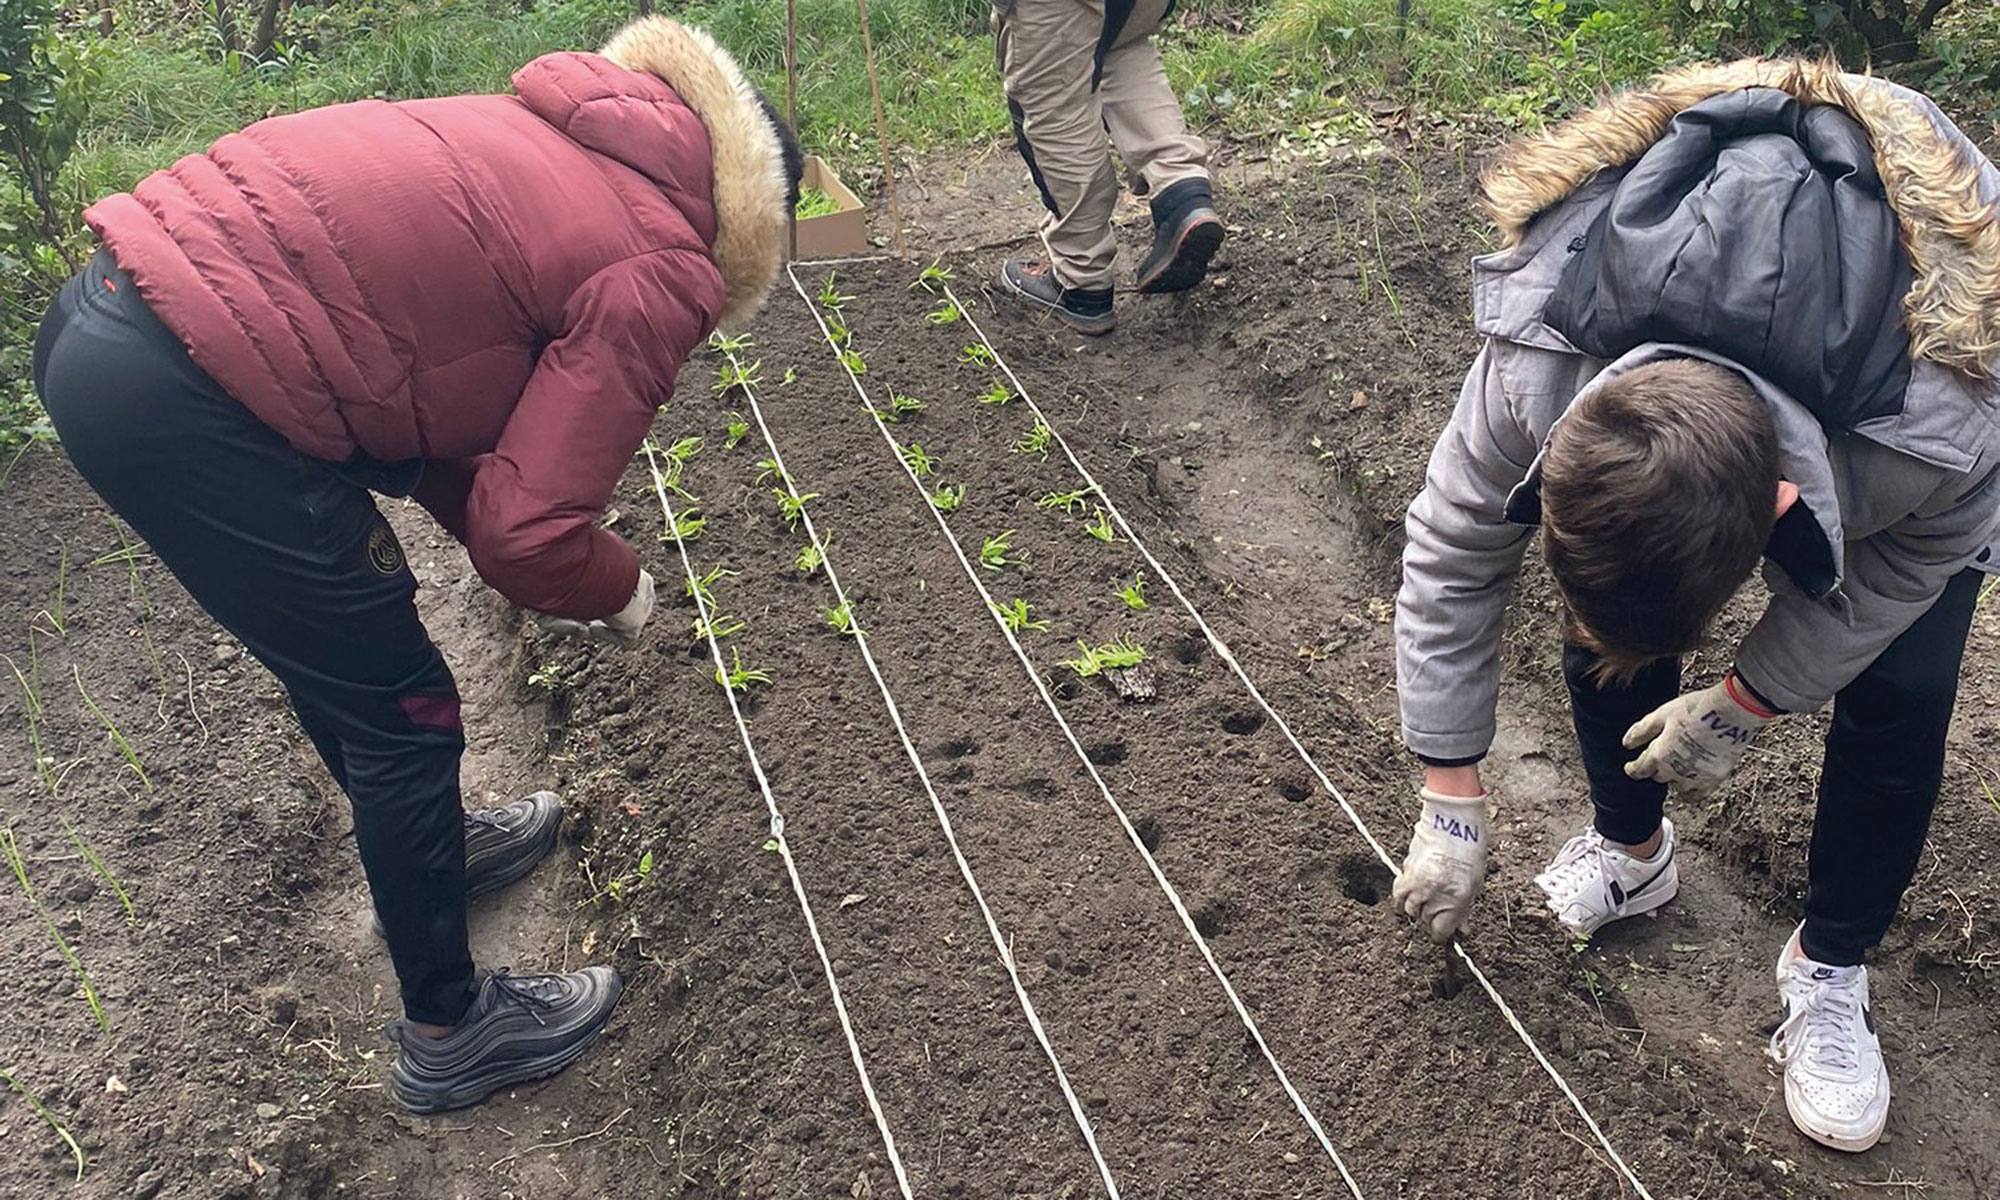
[{"left": 1387, "top": 59, "right": 2000, "bottom": 1155}]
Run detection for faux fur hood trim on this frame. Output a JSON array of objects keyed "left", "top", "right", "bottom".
[
  {"left": 601, "top": 17, "right": 786, "bottom": 329},
  {"left": 1482, "top": 59, "right": 2000, "bottom": 376}
]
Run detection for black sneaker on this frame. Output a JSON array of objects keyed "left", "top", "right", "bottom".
[
  {"left": 997, "top": 258, "right": 1116, "bottom": 335},
  {"left": 1134, "top": 178, "right": 1226, "bottom": 295},
  {"left": 387, "top": 966, "right": 624, "bottom": 1113},
  {"left": 370, "top": 792, "right": 563, "bottom": 937}
]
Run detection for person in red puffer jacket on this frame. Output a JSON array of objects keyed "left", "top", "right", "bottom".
[{"left": 32, "top": 15, "right": 800, "bottom": 1113}]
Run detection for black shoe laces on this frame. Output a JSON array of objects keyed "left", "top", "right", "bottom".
[
  {"left": 464, "top": 808, "right": 511, "bottom": 833},
  {"left": 485, "top": 968, "right": 563, "bottom": 1028}
]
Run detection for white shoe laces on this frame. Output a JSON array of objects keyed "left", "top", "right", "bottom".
[
  {"left": 1534, "top": 831, "right": 1627, "bottom": 919},
  {"left": 1770, "top": 970, "right": 1864, "bottom": 1076}
]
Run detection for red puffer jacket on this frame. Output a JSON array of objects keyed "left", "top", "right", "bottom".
[{"left": 84, "top": 18, "right": 788, "bottom": 619}]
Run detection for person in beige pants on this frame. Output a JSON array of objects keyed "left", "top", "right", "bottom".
[{"left": 993, "top": 0, "right": 1225, "bottom": 334}]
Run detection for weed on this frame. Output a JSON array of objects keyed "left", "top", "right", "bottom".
[
  {"left": 911, "top": 256, "right": 955, "bottom": 291},
  {"left": 62, "top": 819, "right": 135, "bottom": 924},
  {"left": 818, "top": 272, "right": 854, "bottom": 311},
  {"left": 992, "top": 598, "right": 1049, "bottom": 632},
  {"left": 1084, "top": 507, "right": 1116, "bottom": 543},
  {"left": 713, "top": 358, "right": 761, "bottom": 395},
  {"left": 823, "top": 601, "right": 862, "bottom": 637},
  {"left": 684, "top": 565, "right": 738, "bottom": 609},
  {"left": 929, "top": 482, "right": 966, "bottom": 513},
  {"left": 899, "top": 442, "right": 938, "bottom": 477},
  {"left": 73, "top": 666, "right": 150, "bottom": 792},
  {"left": 977, "top": 380, "right": 1014, "bottom": 406},
  {"left": 692, "top": 613, "right": 747, "bottom": 641},
  {"left": 2, "top": 828, "right": 108, "bottom": 1035},
  {"left": 773, "top": 488, "right": 819, "bottom": 528},
  {"left": 925, "top": 300, "right": 963, "bottom": 325},
  {"left": 795, "top": 539, "right": 830, "bottom": 576},
  {"left": 707, "top": 332, "right": 753, "bottom": 355},
  {"left": 714, "top": 647, "right": 772, "bottom": 693},
  {"left": 1014, "top": 417, "right": 1053, "bottom": 461},
  {"left": 958, "top": 343, "right": 994, "bottom": 366},
  {"left": 883, "top": 392, "right": 926, "bottom": 421},
  {"left": 723, "top": 414, "right": 750, "bottom": 450},
  {"left": 1059, "top": 637, "right": 1146, "bottom": 678},
  {"left": 0, "top": 1067, "right": 84, "bottom": 1182},
  {"left": 979, "top": 529, "right": 1023, "bottom": 571},
  {"left": 840, "top": 348, "right": 868, "bottom": 376},
  {"left": 1035, "top": 488, "right": 1094, "bottom": 515},
  {"left": 1119, "top": 572, "right": 1149, "bottom": 610}
]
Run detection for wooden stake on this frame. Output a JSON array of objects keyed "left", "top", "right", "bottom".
[{"left": 853, "top": 0, "right": 908, "bottom": 258}]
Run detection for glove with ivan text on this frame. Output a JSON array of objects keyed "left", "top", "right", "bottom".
[
  {"left": 1622, "top": 671, "right": 1778, "bottom": 793},
  {"left": 1391, "top": 787, "right": 1491, "bottom": 944}
]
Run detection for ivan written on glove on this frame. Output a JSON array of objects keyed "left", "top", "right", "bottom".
[
  {"left": 1622, "top": 671, "right": 1779, "bottom": 793},
  {"left": 1391, "top": 787, "right": 1491, "bottom": 944}
]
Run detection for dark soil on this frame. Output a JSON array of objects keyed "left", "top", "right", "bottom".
[{"left": 1, "top": 135, "right": 1996, "bottom": 1200}]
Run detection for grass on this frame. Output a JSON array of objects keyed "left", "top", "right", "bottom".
[
  {"left": 0, "top": 1066, "right": 85, "bottom": 1182},
  {"left": 2, "top": 828, "right": 110, "bottom": 1035},
  {"left": 36, "top": 542, "right": 69, "bottom": 638},
  {"left": 73, "top": 665, "right": 152, "bottom": 791}
]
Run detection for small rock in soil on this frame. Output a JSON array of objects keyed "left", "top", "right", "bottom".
[
  {"left": 1105, "top": 663, "right": 1158, "bottom": 703},
  {"left": 253, "top": 1102, "right": 281, "bottom": 1120}
]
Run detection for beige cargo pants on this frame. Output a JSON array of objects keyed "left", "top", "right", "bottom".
[{"left": 995, "top": 0, "right": 1211, "bottom": 291}]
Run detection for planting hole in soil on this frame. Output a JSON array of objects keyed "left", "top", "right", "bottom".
[{"left": 1336, "top": 854, "right": 1393, "bottom": 907}]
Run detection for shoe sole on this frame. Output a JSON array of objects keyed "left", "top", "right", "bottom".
[
  {"left": 390, "top": 977, "right": 624, "bottom": 1114},
  {"left": 996, "top": 267, "right": 1116, "bottom": 336},
  {"left": 1136, "top": 215, "right": 1226, "bottom": 295},
  {"left": 1783, "top": 1073, "right": 1890, "bottom": 1153}
]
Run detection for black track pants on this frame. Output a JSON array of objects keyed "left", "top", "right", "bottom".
[
  {"left": 35, "top": 252, "right": 477, "bottom": 1025},
  {"left": 1565, "top": 567, "right": 1983, "bottom": 965}
]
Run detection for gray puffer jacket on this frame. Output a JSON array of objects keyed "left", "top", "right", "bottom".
[{"left": 1396, "top": 60, "right": 2000, "bottom": 765}]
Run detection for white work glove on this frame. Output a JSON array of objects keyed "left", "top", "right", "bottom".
[
  {"left": 534, "top": 570, "right": 655, "bottom": 647},
  {"left": 1623, "top": 672, "right": 1778, "bottom": 794},
  {"left": 1391, "top": 787, "right": 1490, "bottom": 944}
]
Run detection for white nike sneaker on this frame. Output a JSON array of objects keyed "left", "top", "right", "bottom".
[
  {"left": 1770, "top": 926, "right": 1891, "bottom": 1152},
  {"left": 1532, "top": 818, "right": 1679, "bottom": 936}
]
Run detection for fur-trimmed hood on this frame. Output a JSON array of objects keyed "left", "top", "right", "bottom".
[
  {"left": 599, "top": 17, "right": 788, "bottom": 329},
  {"left": 1482, "top": 59, "right": 2000, "bottom": 377}
]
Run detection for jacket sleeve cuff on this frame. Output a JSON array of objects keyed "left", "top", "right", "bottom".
[
  {"left": 1415, "top": 750, "right": 1487, "bottom": 768},
  {"left": 1730, "top": 644, "right": 1828, "bottom": 715},
  {"left": 1401, "top": 723, "right": 1496, "bottom": 766}
]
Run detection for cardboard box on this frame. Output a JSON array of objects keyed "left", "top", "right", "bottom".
[{"left": 793, "top": 155, "right": 869, "bottom": 260}]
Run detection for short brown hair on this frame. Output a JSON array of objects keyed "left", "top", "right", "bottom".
[{"left": 1541, "top": 359, "right": 1779, "bottom": 684}]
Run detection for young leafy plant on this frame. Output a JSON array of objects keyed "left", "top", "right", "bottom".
[
  {"left": 1059, "top": 637, "right": 1147, "bottom": 678},
  {"left": 899, "top": 442, "right": 938, "bottom": 478},
  {"left": 1118, "top": 572, "right": 1149, "bottom": 610},
  {"left": 1035, "top": 488, "right": 1095, "bottom": 515},
  {"left": 823, "top": 602, "right": 862, "bottom": 637},
  {"left": 959, "top": 343, "right": 995, "bottom": 366},
  {"left": 1084, "top": 507, "right": 1116, "bottom": 543},
  {"left": 840, "top": 349, "right": 868, "bottom": 376},
  {"left": 795, "top": 539, "right": 829, "bottom": 576},
  {"left": 977, "top": 380, "right": 1014, "bottom": 406},
  {"left": 827, "top": 316, "right": 853, "bottom": 348},
  {"left": 925, "top": 300, "right": 963, "bottom": 326},
  {"left": 782, "top": 366, "right": 799, "bottom": 386},
  {"left": 691, "top": 612, "right": 747, "bottom": 641},
  {"left": 773, "top": 489, "right": 820, "bottom": 528},
  {"left": 684, "top": 564, "right": 738, "bottom": 608},
  {"left": 1014, "top": 417, "right": 1053, "bottom": 461},
  {"left": 714, "top": 647, "right": 773, "bottom": 693},
  {"left": 929, "top": 483, "right": 966, "bottom": 513},
  {"left": 818, "top": 272, "right": 853, "bottom": 311},
  {"left": 664, "top": 508, "right": 707, "bottom": 542},
  {"left": 713, "top": 358, "right": 761, "bottom": 395},
  {"left": 723, "top": 413, "right": 750, "bottom": 450},
  {"left": 707, "top": 331, "right": 754, "bottom": 355},
  {"left": 666, "top": 436, "right": 705, "bottom": 463},
  {"left": 883, "top": 392, "right": 926, "bottom": 422},
  {"left": 754, "top": 457, "right": 788, "bottom": 487},
  {"left": 991, "top": 598, "right": 1049, "bottom": 633},
  {"left": 979, "top": 530, "right": 1023, "bottom": 572},
  {"left": 911, "top": 256, "right": 955, "bottom": 292}
]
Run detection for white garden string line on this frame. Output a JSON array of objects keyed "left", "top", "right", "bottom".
[
  {"left": 786, "top": 265, "right": 1371, "bottom": 1200},
  {"left": 717, "top": 346, "right": 1124, "bottom": 1200},
  {"left": 938, "top": 284, "right": 1661, "bottom": 1200},
  {"left": 641, "top": 440, "right": 916, "bottom": 1200}
]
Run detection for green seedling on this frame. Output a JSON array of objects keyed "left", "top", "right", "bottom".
[
  {"left": 1119, "top": 572, "right": 1149, "bottom": 610},
  {"left": 6, "top": 641, "right": 56, "bottom": 795},
  {"left": 883, "top": 393, "right": 926, "bottom": 422},
  {"left": 1084, "top": 507, "right": 1116, "bottom": 543},
  {"left": 911, "top": 256, "right": 955, "bottom": 292},
  {"left": 2, "top": 828, "right": 108, "bottom": 1035},
  {"left": 796, "top": 186, "right": 841, "bottom": 219},
  {"left": 713, "top": 358, "right": 761, "bottom": 395},
  {"left": 62, "top": 819, "right": 135, "bottom": 924},
  {"left": 0, "top": 1067, "right": 84, "bottom": 1182},
  {"left": 818, "top": 272, "right": 853, "bottom": 311},
  {"left": 782, "top": 366, "right": 799, "bottom": 387},
  {"left": 723, "top": 414, "right": 750, "bottom": 450},
  {"left": 692, "top": 612, "right": 747, "bottom": 641},
  {"left": 929, "top": 483, "right": 966, "bottom": 513},
  {"left": 795, "top": 538, "right": 830, "bottom": 576},
  {"left": 714, "top": 647, "right": 772, "bottom": 693},
  {"left": 992, "top": 598, "right": 1049, "bottom": 633},
  {"left": 925, "top": 300, "right": 963, "bottom": 326},
  {"left": 664, "top": 508, "right": 707, "bottom": 542},
  {"left": 977, "top": 380, "right": 1014, "bottom": 406},
  {"left": 1035, "top": 488, "right": 1094, "bottom": 515},
  {"left": 1978, "top": 769, "right": 2000, "bottom": 818},
  {"left": 827, "top": 317, "right": 853, "bottom": 348},
  {"left": 1014, "top": 418, "right": 1053, "bottom": 461},
  {"left": 667, "top": 436, "right": 704, "bottom": 463},
  {"left": 840, "top": 349, "right": 868, "bottom": 376},
  {"left": 1059, "top": 637, "right": 1146, "bottom": 678},
  {"left": 36, "top": 541, "right": 68, "bottom": 637},
  {"left": 899, "top": 442, "right": 938, "bottom": 478},
  {"left": 823, "top": 602, "right": 862, "bottom": 637},
  {"left": 754, "top": 457, "right": 788, "bottom": 487},
  {"left": 773, "top": 489, "right": 820, "bottom": 528},
  {"left": 959, "top": 343, "right": 994, "bottom": 366},
  {"left": 684, "top": 564, "right": 738, "bottom": 608},
  {"left": 73, "top": 666, "right": 150, "bottom": 792},
  {"left": 979, "top": 530, "right": 1023, "bottom": 572},
  {"left": 97, "top": 516, "right": 156, "bottom": 618},
  {"left": 527, "top": 663, "right": 564, "bottom": 693},
  {"left": 707, "top": 331, "right": 754, "bottom": 355}
]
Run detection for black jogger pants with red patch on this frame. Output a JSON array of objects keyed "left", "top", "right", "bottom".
[{"left": 36, "top": 251, "right": 478, "bottom": 1026}]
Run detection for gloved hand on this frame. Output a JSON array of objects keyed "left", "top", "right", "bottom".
[
  {"left": 534, "top": 570, "right": 655, "bottom": 647},
  {"left": 1623, "top": 672, "right": 1777, "bottom": 793},
  {"left": 1391, "top": 787, "right": 1491, "bottom": 944}
]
